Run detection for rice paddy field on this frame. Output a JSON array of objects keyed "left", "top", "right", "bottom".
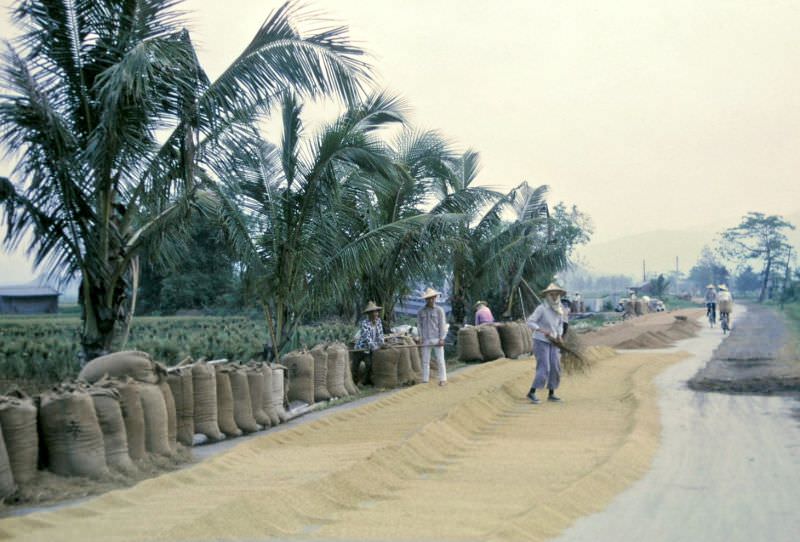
[{"left": 0, "top": 315, "right": 356, "bottom": 392}]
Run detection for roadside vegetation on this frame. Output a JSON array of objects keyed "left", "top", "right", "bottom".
[{"left": 0, "top": 0, "right": 590, "bottom": 387}]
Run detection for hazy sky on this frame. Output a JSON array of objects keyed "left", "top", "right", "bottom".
[{"left": 1, "top": 0, "right": 799, "bottom": 282}]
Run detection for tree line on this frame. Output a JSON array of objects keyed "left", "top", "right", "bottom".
[{"left": 0, "top": 1, "right": 589, "bottom": 361}]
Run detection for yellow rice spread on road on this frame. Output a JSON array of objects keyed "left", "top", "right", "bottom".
[{"left": 0, "top": 347, "right": 686, "bottom": 542}]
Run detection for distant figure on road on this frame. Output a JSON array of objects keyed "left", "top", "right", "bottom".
[
  {"left": 474, "top": 300, "right": 495, "bottom": 325},
  {"left": 417, "top": 288, "right": 448, "bottom": 386},
  {"left": 705, "top": 284, "right": 717, "bottom": 324},
  {"left": 525, "top": 283, "right": 569, "bottom": 404},
  {"left": 717, "top": 285, "right": 733, "bottom": 327}
]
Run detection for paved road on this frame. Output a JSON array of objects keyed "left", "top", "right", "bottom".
[{"left": 555, "top": 305, "right": 800, "bottom": 542}]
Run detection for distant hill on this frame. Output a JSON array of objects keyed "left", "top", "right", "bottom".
[{"left": 577, "top": 211, "right": 800, "bottom": 278}]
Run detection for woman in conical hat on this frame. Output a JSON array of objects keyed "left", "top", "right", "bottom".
[
  {"left": 355, "top": 301, "right": 385, "bottom": 353},
  {"left": 525, "top": 282, "right": 568, "bottom": 404}
]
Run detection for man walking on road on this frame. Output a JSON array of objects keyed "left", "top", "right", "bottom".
[{"left": 417, "top": 287, "right": 448, "bottom": 386}]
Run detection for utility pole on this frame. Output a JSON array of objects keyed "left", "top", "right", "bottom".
[{"left": 642, "top": 259, "right": 646, "bottom": 283}]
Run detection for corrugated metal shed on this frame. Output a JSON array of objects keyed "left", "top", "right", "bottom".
[{"left": 0, "top": 285, "right": 61, "bottom": 314}]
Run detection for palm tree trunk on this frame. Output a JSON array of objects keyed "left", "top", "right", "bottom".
[
  {"left": 450, "top": 259, "right": 466, "bottom": 328},
  {"left": 79, "top": 276, "right": 118, "bottom": 361}
]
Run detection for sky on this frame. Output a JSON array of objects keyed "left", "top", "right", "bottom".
[{"left": 1, "top": 0, "right": 800, "bottom": 283}]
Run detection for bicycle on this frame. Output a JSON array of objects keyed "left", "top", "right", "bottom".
[
  {"left": 720, "top": 312, "right": 730, "bottom": 334},
  {"left": 706, "top": 303, "right": 716, "bottom": 328}
]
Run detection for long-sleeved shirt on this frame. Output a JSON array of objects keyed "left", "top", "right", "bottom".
[
  {"left": 705, "top": 290, "right": 717, "bottom": 303},
  {"left": 355, "top": 318, "right": 384, "bottom": 351},
  {"left": 417, "top": 305, "right": 448, "bottom": 342},
  {"left": 526, "top": 303, "right": 568, "bottom": 343},
  {"left": 475, "top": 306, "right": 495, "bottom": 325}
]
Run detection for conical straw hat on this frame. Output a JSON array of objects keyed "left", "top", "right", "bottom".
[
  {"left": 540, "top": 282, "right": 566, "bottom": 295},
  {"left": 421, "top": 287, "right": 441, "bottom": 299},
  {"left": 362, "top": 301, "right": 382, "bottom": 313}
]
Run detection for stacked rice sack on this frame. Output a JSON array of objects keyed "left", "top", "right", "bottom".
[
  {"left": 281, "top": 342, "right": 358, "bottom": 402},
  {"left": 0, "top": 343, "right": 363, "bottom": 496},
  {"left": 370, "top": 335, "right": 422, "bottom": 389},
  {"left": 458, "top": 322, "right": 531, "bottom": 362}
]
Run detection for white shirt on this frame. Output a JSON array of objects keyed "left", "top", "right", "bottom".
[{"left": 526, "top": 303, "right": 568, "bottom": 343}]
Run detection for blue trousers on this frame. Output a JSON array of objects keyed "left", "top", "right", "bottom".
[{"left": 531, "top": 340, "right": 561, "bottom": 390}]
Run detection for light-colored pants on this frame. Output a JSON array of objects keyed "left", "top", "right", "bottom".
[
  {"left": 420, "top": 339, "right": 446, "bottom": 382},
  {"left": 531, "top": 339, "right": 561, "bottom": 390}
]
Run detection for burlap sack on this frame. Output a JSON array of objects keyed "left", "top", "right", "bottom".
[
  {"left": 139, "top": 383, "right": 171, "bottom": 456},
  {"left": 167, "top": 368, "right": 195, "bottom": 446},
  {"left": 310, "top": 345, "right": 331, "bottom": 402},
  {"left": 457, "top": 326, "right": 482, "bottom": 361},
  {"left": 38, "top": 384, "right": 109, "bottom": 478},
  {"left": 0, "top": 390, "right": 38, "bottom": 484},
  {"left": 89, "top": 387, "right": 136, "bottom": 473},
  {"left": 397, "top": 345, "right": 415, "bottom": 385},
  {"left": 192, "top": 363, "right": 224, "bottom": 441},
  {"left": 477, "top": 325, "right": 504, "bottom": 361},
  {"left": 260, "top": 365, "right": 279, "bottom": 426},
  {"left": 109, "top": 378, "right": 146, "bottom": 461},
  {"left": 518, "top": 322, "right": 533, "bottom": 356},
  {"left": 634, "top": 299, "right": 643, "bottom": 316},
  {"left": 78, "top": 350, "right": 158, "bottom": 384},
  {"left": 214, "top": 366, "right": 242, "bottom": 437},
  {"left": 283, "top": 351, "right": 315, "bottom": 405},
  {"left": 0, "top": 425, "right": 15, "bottom": 498},
  {"left": 719, "top": 299, "right": 733, "bottom": 313},
  {"left": 228, "top": 366, "right": 259, "bottom": 433},
  {"left": 158, "top": 381, "right": 178, "bottom": 452},
  {"left": 272, "top": 366, "right": 288, "bottom": 423},
  {"left": 405, "top": 337, "right": 423, "bottom": 381},
  {"left": 245, "top": 366, "right": 270, "bottom": 426},
  {"left": 343, "top": 347, "right": 359, "bottom": 396},
  {"left": 371, "top": 348, "right": 399, "bottom": 389},
  {"left": 498, "top": 323, "right": 524, "bottom": 359},
  {"left": 325, "top": 343, "right": 348, "bottom": 398}
]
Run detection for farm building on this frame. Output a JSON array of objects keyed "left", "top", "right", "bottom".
[{"left": 0, "top": 285, "right": 61, "bottom": 314}]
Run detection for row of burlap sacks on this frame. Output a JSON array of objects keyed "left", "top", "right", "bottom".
[
  {"left": 625, "top": 299, "right": 650, "bottom": 317},
  {"left": 283, "top": 336, "right": 424, "bottom": 393},
  {"left": 457, "top": 322, "right": 534, "bottom": 362},
  {"left": 0, "top": 350, "right": 295, "bottom": 499},
  {"left": 277, "top": 343, "right": 359, "bottom": 404}
]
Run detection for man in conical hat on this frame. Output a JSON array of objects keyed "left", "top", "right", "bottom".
[
  {"left": 525, "top": 283, "right": 568, "bottom": 404},
  {"left": 417, "top": 288, "right": 448, "bottom": 386}
]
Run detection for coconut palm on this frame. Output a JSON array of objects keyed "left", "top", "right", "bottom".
[
  {"left": 447, "top": 180, "right": 556, "bottom": 323},
  {"left": 0, "top": 0, "right": 372, "bottom": 359},
  {"left": 214, "top": 92, "right": 436, "bottom": 357}
]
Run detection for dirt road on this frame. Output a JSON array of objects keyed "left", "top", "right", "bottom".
[{"left": 555, "top": 305, "right": 800, "bottom": 542}]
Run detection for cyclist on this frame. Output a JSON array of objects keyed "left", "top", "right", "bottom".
[
  {"left": 704, "top": 284, "right": 717, "bottom": 327},
  {"left": 717, "top": 285, "right": 733, "bottom": 332}
]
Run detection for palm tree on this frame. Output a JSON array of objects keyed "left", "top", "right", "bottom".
[
  {"left": 447, "top": 181, "right": 557, "bottom": 323},
  {"left": 343, "top": 129, "right": 457, "bottom": 324},
  {"left": 0, "top": 0, "right": 372, "bottom": 359},
  {"left": 215, "top": 92, "right": 424, "bottom": 358}
]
